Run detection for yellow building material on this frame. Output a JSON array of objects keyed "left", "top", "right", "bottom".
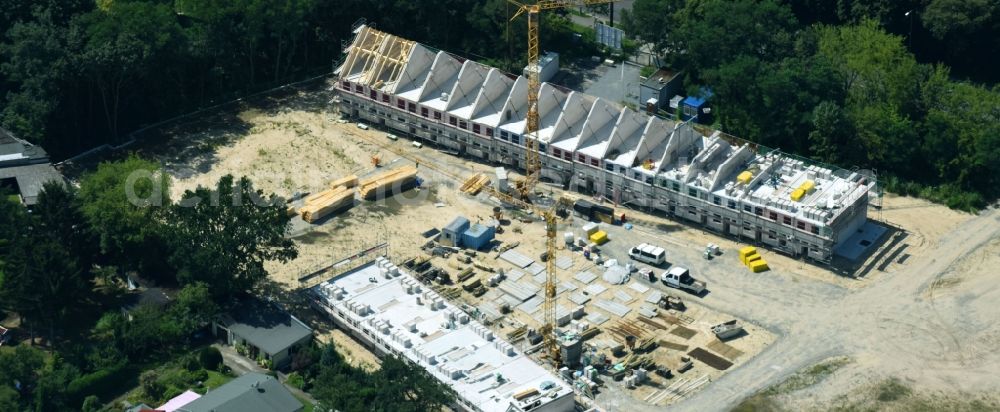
[
  {"left": 737, "top": 171, "right": 753, "bottom": 184},
  {"left": 589, "top": 230, "right": 609, "bottom": 245},
  {"left": 790, "top": 188, "right": 805, "bottom": 202},
  {"left": 300, "top": 186, "right": 355, "bottom": 223},
  {"left": 749, "top": 259, "right": 770, "bottom": 273},
  {"left": 745, "top": 253, "right": 762, "bottom": 266},
  {"left": 738, "top": 246, "right": 757, "bottom": 264},
  {"left": 286, "top": 206, "right": 298, "bottom": 217},
  {"left": 329, "top": 174, "right": 358, "bottom": 190},
  {"left": 358, "top": 165, "right": 418, "bottom": 200},
  {"left": 460, "top": 173, "right": 490, "bottom": 195},
  {"left": 799, "top": 179, "right": 815, "bottom": 193}
]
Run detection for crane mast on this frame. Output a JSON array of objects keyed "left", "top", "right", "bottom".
[{"left": 502, "top": 0, "right": 620, "bottom": 364}]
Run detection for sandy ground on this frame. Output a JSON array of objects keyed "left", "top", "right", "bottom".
[{"left": 139, "top": 84, "right": 1000, "bottom": 411}]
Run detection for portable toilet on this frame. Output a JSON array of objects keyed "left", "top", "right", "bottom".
[{"left": 442, "top": 216, "right": 470, "bottom": 247}]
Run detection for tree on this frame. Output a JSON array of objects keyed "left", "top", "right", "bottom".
[
  {"left": 198, "top": 347, "right": 223, "bottom": 371},
  {"left": 371, "top": 357, "right": 453, "bottom": 412},
  {"left": 808, "top": 101, "right": 855, "bottom": 165},
  {"left": 140, "top": 370, "right": 163, "bottom": 401},
  {"left": 2, "top": 223, "right": 87, "bottom": 343},
  {"left": 80, "top": 395, "right": 101, "bottom": 412},
  {"left": 0, "top": 8, "right": 72, "bottom": 144},
  {"left": 167, "top": 174, "right": 297, "bottom": 300},
  {"left": 32, "top": 181, "right": 98, "bottom": 281},
  {"left": 171, "top": 282, "right": 219, "bottom": 332},
  {"left": 78, "top": 155, "right": 171, "bottom": 278},
  {"left": 670, "top": 0, "right": 799, "bottom": 80},
  {"left": 619, "top": 0, "right": 685, "bottom": 58},
  {"left": 0, "top": 345, "right": 47, "bottom": 401}
]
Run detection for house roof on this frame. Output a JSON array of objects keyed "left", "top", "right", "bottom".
[
  {"left": 0, "top": 163, "right": 65, "bottom": 206},
  {"left": 641, "top": 68, "right": 681, "bottom": 89},
  {"left": 220, "top": 299, "right": 312, "bottom": 355},
  {"left": 0, "top": 127, "right": 49, "bottom": 165},
  {"left": 443, "top": 216, "right": 470, "bottom": 233},
  {"left": 157, "top": 390, "right": 201, "bottom": 412},
  {"left": 177, "top": 373, "right": 302, "bottom": 412}
]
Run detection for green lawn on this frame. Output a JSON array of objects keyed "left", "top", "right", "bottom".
[
  {"left": 203, "top": 370, "right": 233, "bottom": 391},
  {"left": 293, "top": 393, "right": 315, "bottom": 412}
]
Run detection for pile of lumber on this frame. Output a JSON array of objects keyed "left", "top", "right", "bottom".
[
  {"left": 358, "top": 165, "right": 418, "bottom": 200},
  {"left": 300, "top": 185, "right": 355, "bottom": 223},
  {"left": 460, "top": 173, "right": 490, "bottom": 195},
  {"left": 328, "top": 174, "right": 358, "bottom": 190}
]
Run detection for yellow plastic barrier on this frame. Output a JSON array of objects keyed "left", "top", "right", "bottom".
[
  {"left": 749, "top": 259, "right": 770, "bottom": 273},
  {"left": 790, "top": 188, "right": 805, "bottom": 201},
  {"left": 589, "top": 230, "right": 609, "bottom": 245},
  {"left": 737, "top": 171, "right": 753, "bottom": 184},
  {"left": 738, "top": 246, "right": 757, "bottom": 264},
  {"left": 799, "top": 179, "right": 815, "bottom": 193}
]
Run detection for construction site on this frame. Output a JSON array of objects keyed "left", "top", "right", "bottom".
[{"left": 106, "top": 6, "right": 1000, "bottom": 412}]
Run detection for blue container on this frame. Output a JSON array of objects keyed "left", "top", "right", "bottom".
[{"left": 461, "top": 223, "right": 495, "bottom": 250}]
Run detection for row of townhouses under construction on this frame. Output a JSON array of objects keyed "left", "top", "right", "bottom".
[{"left": 334, "top": 24, "right": 874, "bottom": 263}]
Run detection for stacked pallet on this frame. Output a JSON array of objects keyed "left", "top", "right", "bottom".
[
  {"left": 300, "top": 185, "right": 355, "bottom": 223},
  {"left": 358, "top": 165, "right": 418, "bottom": 200}
]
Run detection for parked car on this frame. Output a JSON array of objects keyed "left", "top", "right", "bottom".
[
  {"left": 629, "top": 243, "right": 666, "bottom": 266},
  {"left": 387, "top": 133, "right": 398, "bottom": 140},
  {"left": 661, "top": 267, "right": 706, "bottom": 295},
  {"left": 356, "top": 122, "right": 370, "bottom": 130}
]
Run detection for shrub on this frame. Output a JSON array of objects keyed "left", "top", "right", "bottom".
[
  {"left": 199, "top": 347, "right": 223, "bottom": 371},
  {"left": 161, "top": 386, "right": 183, "bottom": 403},
  {"left": 286, "top": 372, "right": 305, "bottom": 389},
  {"left": 140, "top": 370, "right": 163, "bottom": 401},
  {"left": 66, "top": 366, "right": 123, "bottom": 405},
  {"left": 182, "top": 354, "right": 201, "bottom": 372},
  {"left": 81, "top": 395, "right": 101, "bottom": 412}
]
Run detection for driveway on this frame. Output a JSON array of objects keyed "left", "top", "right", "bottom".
[{"left": 215, "top": 343, "right": 268, "bottom": 375}]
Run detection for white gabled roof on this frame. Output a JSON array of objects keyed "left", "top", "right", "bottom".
[
  {"left": 336, "top": 25, "right": 872, "bottom": 225},
  {"left": 550, "top": 92, "right": 596, "bottom": 152},
  {"left": 576, "top": 98, "right": 622, "bottom": 159},
  {"left": 418, "top": 52, "right": 464, "bottom": 110},
  {"left": 605, "top": 108, "right": 648, "bottom": 167},
  {"left": 471, "top": 69, "right": 516, "bottom": 126},
  {"left": 536, "top": 83, "right": 569, "bottom": 143},
  {"left": 497, "top": 76, "right": 529, "bottom": 136},
  {"left": 446, "top": 60, "right": 491, "bottom": 119}
]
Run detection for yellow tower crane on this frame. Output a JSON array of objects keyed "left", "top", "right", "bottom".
[{"left": 500, "top": 0, "right": 620, "bottom": 364}]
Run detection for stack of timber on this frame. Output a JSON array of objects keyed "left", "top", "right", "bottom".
[
  {"left": 460, "top": 173, "right": 490, "bottom": 195},
  {"left": 329, "top": 174, "right": 358, "bottom": 190},
  {"left": 300, "top": 185, "right": 355, "bottom": 223},
  {"left": 358, "top": 165, "right": 418, "bottom": 200}
]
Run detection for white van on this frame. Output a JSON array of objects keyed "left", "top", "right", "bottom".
[
  {"left": 356, "top": 122, "right": 370, "bottom": 130},
  {"left": 628, "top": 243, "right": 666, "bottom": 265},
  {"left": 386, "top": 133, "right": 398, "bottom": 140}
]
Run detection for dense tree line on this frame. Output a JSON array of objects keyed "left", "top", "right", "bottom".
[
  {"left": 623, "top": 0, "right": 999, "bottom": 210},
  {"left": 0, "top": 0, "right": 591, "bottom": 160},
  {"left": 291, "top": 343, "right": 453, "bottom": 412},
  {"left": 0, "top": 156, "right": 297, "bottom": 410}
]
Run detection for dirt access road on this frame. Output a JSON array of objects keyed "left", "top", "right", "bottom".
[{"left": 657, "top": 206, "right": 1000, "bottom": 412}]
